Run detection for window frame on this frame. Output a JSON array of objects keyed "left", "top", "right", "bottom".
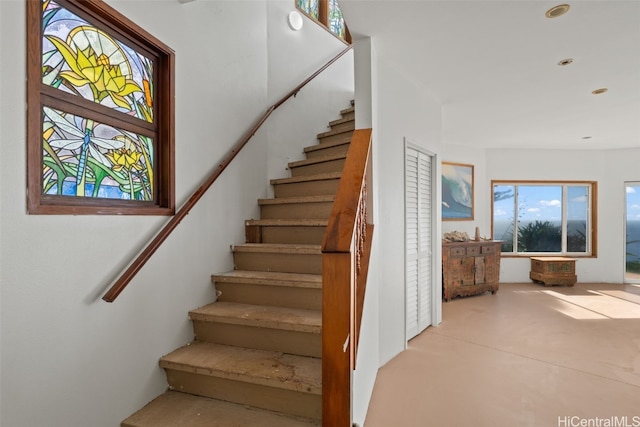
[
  {"left": 296, "top": 0, "right": 352, "bottom": 44},
  {"left": 491, "top": 180, "right": 598, "bottom": 258},
  {"left": 26, "top": 0, "right": 175, "bottom": 215}
]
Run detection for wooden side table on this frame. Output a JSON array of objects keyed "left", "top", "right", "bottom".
[{"left": 530, "top": 257, "right": 576, "bottom": 286}]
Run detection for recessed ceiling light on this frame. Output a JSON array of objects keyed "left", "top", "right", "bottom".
[
  {"left": 546, "top": 4, "right": 571, "bottom": 18},
  {"left": 558, "top": 58, "right": 574, "bottom": 66},
  {"left": 592, "top": 88, "right": 608, "bottom": 95}
]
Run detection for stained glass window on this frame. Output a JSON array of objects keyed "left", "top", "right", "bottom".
[
  {"left": 296, "top": 0, "right": 350, "bottom": 43},
  {"left": 42, "top": 1, "right": 154, "bottom": 123},
  {"left": 297, "top": 0, "right": 319, "bottom": 19},
  {"left": 328, "top": 0, "right": 346, "bottom": 40},
  {"left": 27, "top": 0, "right": 175, "bottom": 214},
  {"left": 43, "top": 106, "right": 154, "bottom": 200}
]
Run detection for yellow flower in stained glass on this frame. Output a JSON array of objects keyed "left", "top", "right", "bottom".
[
  {"left": 106, "top": 148, "right": 143, "bottom": 173},
  {"left": 46, "top": 27, "right": 141, "bottom": 110}
]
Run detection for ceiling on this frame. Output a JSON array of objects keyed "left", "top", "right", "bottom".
[{"left": 339, "top": 1, "right": 640, "bottom": 150}]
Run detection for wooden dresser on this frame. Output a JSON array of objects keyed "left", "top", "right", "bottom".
[{"left": 442, "top": 240, "right": 502, "bottom": 301}]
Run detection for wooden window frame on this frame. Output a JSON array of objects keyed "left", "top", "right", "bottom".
[
  {"left": 491, "top": 180, "right": 598, "bottom": 258},
  {"left": 26, "top": 0, "right": 175, "bottom": 215}
]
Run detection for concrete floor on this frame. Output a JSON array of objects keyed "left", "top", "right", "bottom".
[{"left": 364, "top": 282, "right": 640, "bottom": 427}]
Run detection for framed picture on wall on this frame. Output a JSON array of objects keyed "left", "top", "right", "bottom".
[{"left": 442, "top": 162, "right": 474, "bottom": 220}]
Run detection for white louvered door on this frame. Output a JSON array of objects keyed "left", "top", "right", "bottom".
[{"left": 405, "top": 144, "right": 434, "bottom": 340}]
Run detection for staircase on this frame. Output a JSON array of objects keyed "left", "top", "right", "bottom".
[{"left": 121, "top": 102, "right": 355, "bottom": 426}]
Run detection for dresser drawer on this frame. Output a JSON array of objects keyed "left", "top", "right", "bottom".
[
  {"left": 466, "top": 246, "right": 481, "bottom": 256},
  {"left": 481, "top": 245, "right": 495, "bottom": 254},
  {"left": 450, "top": 247, "right": 466, "bottom": 257}
]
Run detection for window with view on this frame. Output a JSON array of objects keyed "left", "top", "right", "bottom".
[
  {"left": 492, "top": 181, "right": 597, "bottom": 256},
  {"left": 27, "top": 0, "right": 175, "bottom": 215},
  {"left": 297, "top": 0, "right": 350, "bottom": 43},
  {"left": 625, "top": 182, "right": 640, "bottom": 282}
]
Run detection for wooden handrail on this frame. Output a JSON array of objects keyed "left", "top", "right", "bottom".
[
  {"left": 321, "top": 128, "right": 373, "bottom": 426},
  {"left": 321, "top": 129, "right": 372, "bottom": 252},
  {"left": 102, "top": 45, "right": 353, "bottom": 303}
]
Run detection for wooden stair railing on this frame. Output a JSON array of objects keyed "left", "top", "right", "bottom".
[
  {"left": 321, "top": 128, "right": 374, "bottom": 427},
  {"left": 102, "top": 45, "right": 352, "bottom": 303}
]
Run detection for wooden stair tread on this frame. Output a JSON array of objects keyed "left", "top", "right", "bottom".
[
  {"left": 212, "top": 270, "right": 321, "bottom": 288},
  {"left": 232, "top": 243, "right": 321, "bottom": 254},
  {"left": 340, "top": 105, "right": 354, "bottom": 115},
  {"left": 270, "top": 171, "right": 341, "bottom": 185},
  {"left": 288, "top": 153, "right": 346, "bottom": 168},
  {"left": 122, "top": 391, "right": 319, "bottom": 427},
  {"left": 316, "top": 127, "right": 353, "bottom": 139},
  {"left": 245, "top": 219, "right": 328, "bottom": 226},
  {"left": 189, "top": 302, "right": 321, "bottom": 333},
  {"left": 304, "top": 138, "right": 351, "bottom": 154},
  {"left": 328, "top": 116, "right": 354, "bottom": 127},
  {"left": 258, "top": 195, "right": 334, "bottom": 205},
  {"left": 160, "top": 342, "right": 321, "bottom": 394}
]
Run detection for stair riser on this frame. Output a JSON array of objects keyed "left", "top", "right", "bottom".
[
  {"left": 215, "top": 282, "right": 321, "bottom": 310},
  {"left": 193, "top": 322, "right": 321, "bottom": 357},
  {"left": 233, "top": 252, "right": 322, "bottom": 274},
  {"left": 250, "top": 226, "right": 326, "bottom": 245},
  {"left": 317, "top": 130, "right": 353, "bottom": 146},
  {"left": 340, "top": 110, "right": 355, "bottom": 121},
  {"left": 290, "top": 158, "right": 346, "bottom": 177},
  {"left": 273, "top": 179, "right": 340, "bottom": 198},
  {"left": 260, "top": 202, "right": 333, "bottom": 220},
  {"left": 164, "top": 370, "right": 321, "bottom": 420},
  {"left": 328, "top": 120, "right": 355, "bottom": 134},
  {"left": 305, "top": 143, "right": 350, "bottom": 159}
]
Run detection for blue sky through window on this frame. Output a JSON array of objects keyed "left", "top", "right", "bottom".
[
  {"left": 494, "top": 185, "right": 592, "bottom": 223},
  {"left": 494, "top": 185, "right": 565, "bottom": 223},
  {"left": 627, "top": 184, "right": 640, "bottom": 221}
]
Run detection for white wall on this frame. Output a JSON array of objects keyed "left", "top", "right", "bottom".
[
  {"left": 486, "top": 147, "right": 640, "bottom": 283},
  {"left": 265, "top": 2, "right": 354, "bottom": 189},
  {"left": 0, "top": 1, "right": 352, "bottom": 426},
  {"left": 0, "top": 0, "right": 5, "bottom": 417},
  {"left": 343, "top": 35, "right": 445, "bottom": 425},
  {"left": 374, "top": 60, "right": 443, "bottom": 366}
]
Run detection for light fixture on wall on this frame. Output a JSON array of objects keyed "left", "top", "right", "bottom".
[{"left": 288, "top": 10, "right": 304, "bottom": 31}]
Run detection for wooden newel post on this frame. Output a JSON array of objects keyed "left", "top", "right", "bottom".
[
  {"left": 321, "top": 128, "right": 373, "bottom": 426},
  {"left": 322, "top": 252, "right": 353, "bottom": 426}
]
